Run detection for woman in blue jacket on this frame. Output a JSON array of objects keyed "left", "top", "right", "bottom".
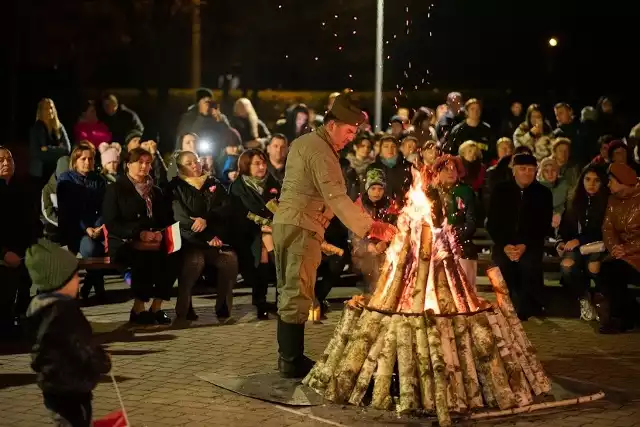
[{"left": 57, "top": 143, "right": 107, "bottom": 301}]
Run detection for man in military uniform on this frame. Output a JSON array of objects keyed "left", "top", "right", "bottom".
[{"left": 273, "top": 94, "right": 398, "bottom": 378}]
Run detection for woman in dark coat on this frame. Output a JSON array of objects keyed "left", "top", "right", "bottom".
[
  {"left": 102, "top": 148, "right": 177, "bottom": 325},
  {"left": 558, "top": 164, "right": 609, "bottom": 321},
  {"left": 229, "top": 149, "right": 281, "bottom": 320},
  {"left": 29, "top": 98, "right": 71, "bottom": 183},
  {"left": 57, "top": 143, "right": 107, "bottom": 301},
  {"left": 170, "top": 151, "right": 239, "bottom": 322}
]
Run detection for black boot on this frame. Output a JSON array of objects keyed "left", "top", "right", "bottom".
[{"left": 277, "top": 318, "right": 314, "bottom": 379}]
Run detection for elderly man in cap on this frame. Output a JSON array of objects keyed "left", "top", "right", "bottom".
[
  {"left": 486, "top": 153, "right": 553, "bottom": 321},
  {"left": 273, "top": 94, "right": 398, "bottom": 378},
  {"left": 598, "top": 163, "right": 640, "bottom": 333}
]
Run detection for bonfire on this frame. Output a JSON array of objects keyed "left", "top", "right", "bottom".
[{"left": 302, "top": 168, "right": 600, "bottom": 425}]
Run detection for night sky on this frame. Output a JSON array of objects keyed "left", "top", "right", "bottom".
[{"left": 3, "top": 0, "right": 638, "bottom": 141}]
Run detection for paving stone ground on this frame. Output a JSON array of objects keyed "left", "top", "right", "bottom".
[{"left": 1, "top": 275, "right": 640, "bottom": 427}]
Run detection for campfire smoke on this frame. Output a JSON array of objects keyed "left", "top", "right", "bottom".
[{"left": 303, "top": 168, "right": 556, "bottom": 426}]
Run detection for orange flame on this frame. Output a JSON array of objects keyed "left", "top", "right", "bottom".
[{"left": 378, "top": 167, "right": 435, "bottom": 307}]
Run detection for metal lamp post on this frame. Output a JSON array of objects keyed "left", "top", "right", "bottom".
[{"left": 374, "top": 0, "right": 384, "bottom": 131}]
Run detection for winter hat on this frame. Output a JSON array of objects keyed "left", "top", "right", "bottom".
[
  {"left": 432, "top": 154, "right": 466, "bottom": 178},
  {"left": 125, "top": 130, "right": 143, "bottom": 147},
  {"left": 537, "top": 157, "right": 559, "bottom": 179},
  {"left": 195, "top": 87, "right": 214, "bottom": 103},
  {"left": 329, "top": 93, "right": 366, "bottom": 126},
  {"left": 26, "top": 239, "right": 79, "bottom": 293},
  {"left": 390, "top": 115, "right": 407, "bottom": 125},
  {"left": 608, "top": 163, "right": 637, "bottom": 186},
  {"left": 511, "top": 153, "right": 538, "bottom": 167},
  {"left": 607, "top": 140, "right": 627, "bottom": 160},
  {"left": 99, "top": 142, "right": 122, "bottom": 167},
  {"left": 365, "top": 168, "right": 386, "bottom": 191}
]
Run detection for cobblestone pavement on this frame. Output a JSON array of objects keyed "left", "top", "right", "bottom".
[{"left": 1, "top": 276, "right": 639, "bottom": 427}]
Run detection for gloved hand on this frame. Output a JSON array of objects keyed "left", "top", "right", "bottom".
[{"left": 369, "top": 221, "right": 398, "bottom": 242}]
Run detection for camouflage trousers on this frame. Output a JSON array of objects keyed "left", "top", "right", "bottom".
[{"left": 273, "top": 224, "right": 322, "bottom": 324}]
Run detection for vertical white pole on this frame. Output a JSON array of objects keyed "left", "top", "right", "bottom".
[{"left": 374, "top": 0, "right": 384, "bottom": 131}]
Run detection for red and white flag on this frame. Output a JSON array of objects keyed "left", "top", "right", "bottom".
[{"left": 164, "top": 222, "right": 182, "bottom": 254}]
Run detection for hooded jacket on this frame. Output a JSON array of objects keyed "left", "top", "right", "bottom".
[
  {"left": 603, "top": 185, "right": 640, "bottom": 271},
  {"left": 27, "top": 293, "right": 111, "bottom": 394}
]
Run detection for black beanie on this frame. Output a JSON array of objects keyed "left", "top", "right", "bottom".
[
  {"left": 195, "top": 87, "right": 214, "bottom": 103},
  {"left": 511, "top": 153, "right": 537, "bottom": 167}
]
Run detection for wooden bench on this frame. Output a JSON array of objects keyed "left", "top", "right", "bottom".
[{"left": 78, "top": 257, "right": 114, "bottom": 270}]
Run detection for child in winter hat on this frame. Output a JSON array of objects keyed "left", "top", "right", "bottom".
[
  {"left": 99, "top": 142, "right": 122, "bottom": 180},
  {"left": 25, "top": 239, "right": 111, "bottom": 426}
]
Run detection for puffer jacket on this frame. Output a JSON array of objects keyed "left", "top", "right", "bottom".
[
  {"left": 169, "top": 175, "right": 235, "bottom": 248},
  {"left": 27, "top": 293, "right": 111, "bottom": 394},
  {"left": 603, "top": 185, "right": 640, "bottom": 271}
]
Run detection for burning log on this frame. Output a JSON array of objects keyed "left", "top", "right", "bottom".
[
  {"left": 487, "top": 267, "right": 551, "bottom": 394},
  {"left": 371, "top": 315, "right": 399, "bottom": 410},
  {"left": 410, "top": 224, "right": 432, "bottom": 313},
  {"left": 411, "top": 316, "right": 435, "bottom": 412},
  {"left": 397, "top": 317, "right": 419, "bottom": 414},
  {"left": 425, "top": 310, "right": 452, "bottom": 427},
  {"left": 379, "top": 233, "right": 412, "bottom": 311},
  {"left": 348, "top": 316, "right": 391, "bottom": 406},
  {"left": 454, "top": 258, "right": 481, "bottom": 311},
  {"left": 443, "top": 258, "right": 470, "bottom": 313}
]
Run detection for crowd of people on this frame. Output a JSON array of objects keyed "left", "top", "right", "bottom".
[{"left": 2, "top": 88, "right": 640, "bottom": 347}]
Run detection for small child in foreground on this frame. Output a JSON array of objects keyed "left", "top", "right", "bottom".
[{"left": 26, "top": 239, "right": 111, "bottom": 427}]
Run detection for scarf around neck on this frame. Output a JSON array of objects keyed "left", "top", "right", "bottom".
[
  {"left": 128, "top": 174, "right": 154, "bottom": 218},
  {"left": 242, "top": 174, "right": 268, "bottom": 195},
  {"left": 180, "top": 173, "right": 209, "bottom": 190},
  {"left": 381, "top": 155, "right": 398, "bottom": 168}
]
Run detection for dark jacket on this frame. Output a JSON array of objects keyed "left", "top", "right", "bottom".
[
  {"left": 553, "top": 121, "right": 587, "bottom": 166},
  {"left": 175, "top": 105, "right": 230, "bottom": 146},
  {"left": 0, "top": 177, "right": 43, "bottom": 258},
  {"left": 482, "top": 155, "right": 513, "bottom": 214},
  {"left": 102, "top": 175, "right": 174, "bottom": 259},
  {"left": 152, "top": 154, "right": 168, "bottom": 189},
  {"left": 57, "top": 171, "right": 105, "bottom": 247},
  {"left": 559, "top": 193, "right": 608, "bottom": 246},
  {"left": 230, "top": 116, "right": 270, "bottom": 146},
  {"left": 367, "top": 157, "right": 413, "bottom": 206},
  {"left": 486, "top": 179, "right": 553, "bottom": 252},
  {"left": 274, "top": 104, "right": 312, "bottom": 143},
  {"left": 341, "top": 158, "right": 360, "bottom": 201},
  {"left": 169, "top": 175, "right": 235, "bottom": 248},
  {"left": 267, "top": 160, "right": 286, "bottom": 186},
  {"left": 27, "top": 293, "right": 111, "bottom": 394},
  {"left": 435, "top": 109, "right": 465, "bottom": 142},
  {"left": 429, "top": 183, "right": 478, "bottom": 259},
  {"left": 445, "top": 121, "right": 494, "bottom": 162},
  {"left": 29, "top": 121, "right": 71, "bottom": 178},
  {"left": 99, "top": 104, "right": 144, "bottom": 145},
  {"left": 229, "top": 174, "right": 281, "bottom": 266}
]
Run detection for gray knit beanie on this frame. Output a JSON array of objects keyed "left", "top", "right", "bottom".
[{"left": 25, "top": 239, "right": 79, "bottom": 293}]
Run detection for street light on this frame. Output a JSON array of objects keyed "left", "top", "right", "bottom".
[
  {"left": 374, "top": 0, "right": 384, "bottom": 131},
  {"left": 548, "top": 37, "right": 558, "bottom": 48}
]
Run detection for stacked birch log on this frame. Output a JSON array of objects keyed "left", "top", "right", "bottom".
[{"left": 303, "top": 226, "right": 552, "bottom": 427}]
